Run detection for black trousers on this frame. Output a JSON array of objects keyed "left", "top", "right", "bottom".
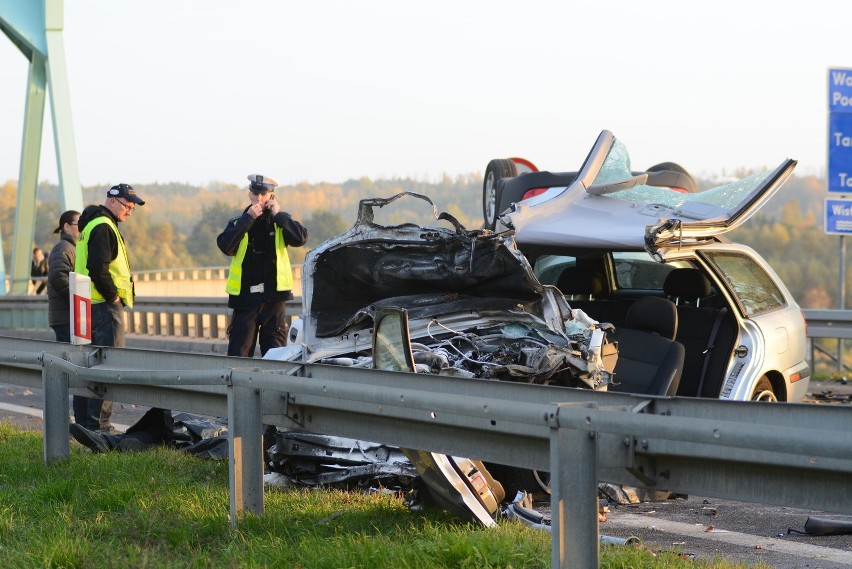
[{"left": 227, "top": 300, "right": 288, "bottom": 357}]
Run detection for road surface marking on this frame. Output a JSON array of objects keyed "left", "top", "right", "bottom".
[{"left": 606, "top": 513, "right": 852, "bottom": 565}]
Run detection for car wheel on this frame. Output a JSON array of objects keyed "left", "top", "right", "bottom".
[
  {"left": 483, "top": 159, "right": 518, "bottom": 230},
  {"left": 751, "top": 376, "right": 778, "bottom": 402},
  {"left": 532, "top": 470, "right": 551, "bottom": 495}
]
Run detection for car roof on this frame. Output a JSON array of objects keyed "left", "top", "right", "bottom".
[{"left": 505, "top": 130, "right": 797, "bottom": 254}]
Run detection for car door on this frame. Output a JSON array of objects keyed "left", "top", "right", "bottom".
[
  {"left": 694, "top": 245, "right": 809, "bottom": 402},
  {"left": 507, "top": 130, "right": 798, "bottom": 254}
]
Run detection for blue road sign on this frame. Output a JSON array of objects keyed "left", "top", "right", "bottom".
[
  {"left": 825, "top": 198, "right": 852, "bottom": 235},
  {"left": 828, "top": 113, "right": 852, "bottom": 192},
  {"left": 829, "top": 68, "right": 852, "bottom": 113}
]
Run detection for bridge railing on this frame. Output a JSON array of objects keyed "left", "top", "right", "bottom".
[
  {"left": 8, "top": 265, "right": 303, "bottom": 298},
  {"left": 0, "top": 295, "right": 301, "bottom": 342}
]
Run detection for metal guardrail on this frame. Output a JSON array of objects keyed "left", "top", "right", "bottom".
[
  {"left": 0, "top": 335, "right": 851, "bottom": 568},
  {"left": 2, "top": 301, "right": 850, "bottom": 369},
  {"left": 802, "top": 309, "right": 852, "bottom": 374},
  {"left": 803, "top": 309, "right": 852, "bottom": 339}
]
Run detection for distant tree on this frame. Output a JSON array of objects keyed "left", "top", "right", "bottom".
[
  {"left": 803, "top": 286, "right": 833, "bottom": 309},
  {"left": 120, "top": 208, "right": 192, "bottom": 270},
  {"left": 305, "top": 210, "right": 350, "bottom": 250},
  {"left": 186, "top": 201, "right": 244, "bottom": 268}
]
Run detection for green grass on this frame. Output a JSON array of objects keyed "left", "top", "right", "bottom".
[{"left": 0, "top": 422, "right": 765, "bottom": 568}]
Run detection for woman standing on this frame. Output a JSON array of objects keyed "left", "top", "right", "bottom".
[{"left": 46, "top": 210, "right": 80, "bottom": 341}]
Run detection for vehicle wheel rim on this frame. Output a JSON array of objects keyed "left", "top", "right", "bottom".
[
  {"left": 484, "top": 172, "right": 497, "bottom": 226},
  {"left": 752, "top": 389, "right": 778, "bottom": 402},
  {"left": 533, "top": 470, "right": 551, "bottom": 495}
]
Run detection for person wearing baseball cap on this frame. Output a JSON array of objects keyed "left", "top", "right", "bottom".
[
  {"left": 72, "top": 183, "right": 146, "bottom": 432},
  {"left": 217, "top": 174, "right": 308, "bottom": 357}
]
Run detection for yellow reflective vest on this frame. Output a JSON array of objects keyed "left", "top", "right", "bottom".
[
  {"left": 225, "top": 225, "right": 293, "bottom": 295},
  {"left": 75, "top": 216, "right": 135, "bottom": 308}
]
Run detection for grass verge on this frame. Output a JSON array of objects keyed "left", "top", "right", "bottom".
[{"left": 0, "top": 422, "right": 764, "bottom": 568}]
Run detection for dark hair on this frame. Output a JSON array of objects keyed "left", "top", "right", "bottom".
[{"left": 54, "top": 210, "right": 80, "bottom": 234}]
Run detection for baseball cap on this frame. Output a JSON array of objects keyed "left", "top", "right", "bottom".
[{"left": 107, "top": 183, "right": 145, "bottom": 205}]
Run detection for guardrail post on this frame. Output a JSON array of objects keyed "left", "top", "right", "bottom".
[
  {"left": 211, "top": 315, "right": 221, "bottom": 339},
  {"left": 42, "top": 354, "right": 70, "bottom": 463},
  {"left": 193, "top": 313, "right": 203, "bottom": 338},
  {"left": 227, "top": 380, "right": 264, "bottom": 525},
  {"left": 180, "top": 313, "right": 189, "bottom": 337},
  {"left": 549, "top": 402, "right": 599, "bottom": 569}
]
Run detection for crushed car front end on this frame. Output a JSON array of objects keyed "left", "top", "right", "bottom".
[{"left": 282, "top": 192, "right": 616, "bottom": 390}]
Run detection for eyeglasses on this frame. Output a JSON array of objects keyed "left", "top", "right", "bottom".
[{"left": 116, "top": 198, "right": 136, "bottom": 213}]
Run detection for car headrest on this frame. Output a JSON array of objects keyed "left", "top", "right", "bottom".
[
  {"left": 663, "top": 268, "right": 711, "bottom": 303},
  {"left": 556, "top": 267, "right": 603, "bottom": 297},
  {"left": 624, "top": 296, "right": 678, "bottom": 340}
]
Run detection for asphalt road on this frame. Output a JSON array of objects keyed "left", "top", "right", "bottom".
[
  {"left": 594, "top": 495, "right": 852, "bottom": 568},
  {"left": 2, "top": 380, "right": 851, "bottom": 568}
]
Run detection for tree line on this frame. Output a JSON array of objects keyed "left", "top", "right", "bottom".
[{"left": 1, "top": 171, "right": 846, "bottom": 310}]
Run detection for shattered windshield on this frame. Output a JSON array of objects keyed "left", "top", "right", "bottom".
[{"left": 592, "top": 138, "right": 772, "bottom": 216}]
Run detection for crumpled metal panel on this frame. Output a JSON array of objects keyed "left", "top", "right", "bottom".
[{"left": 267, "top": 431, "right": 418, "bottom": 490}]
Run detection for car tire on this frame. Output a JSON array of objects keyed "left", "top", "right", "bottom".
[
  {"left": 483, "top": 159, "right": 518, "bottom": 230},
  {"left": 751, "top": 376, "right": 778, "bottom": 402}
]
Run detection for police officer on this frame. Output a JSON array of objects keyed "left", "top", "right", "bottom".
[
  {"left": 217, "top": 174, "right": 308, "bottom": 357},
  {"left": 74, "top": 183, "right": 145, "bottom": 431}
]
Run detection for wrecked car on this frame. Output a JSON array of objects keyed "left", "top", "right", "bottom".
[
  {"left": 272, "top": 192, "right": 615, "bottom": 389},
  {"left": 264, "top": 192, "right": 618, "bottom": 524},
  {"left": 485, "top": 130, "right": 810, "bottom": 402}
]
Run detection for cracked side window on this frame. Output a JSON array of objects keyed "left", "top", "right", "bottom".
[{"left": 705, "top": 251, "right": 785, "bottom": 315}]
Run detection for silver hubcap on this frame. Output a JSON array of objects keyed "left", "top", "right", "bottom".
[
  {"left": 485, "top": 172, "right": 496, "bottom": 223},
  {"left": 752, "top": 389, "right": 778, "bottom": 402}
]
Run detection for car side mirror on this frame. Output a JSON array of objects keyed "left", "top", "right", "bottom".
[{"left": 372, "top": 308, "right": 415, "bottom": 373}]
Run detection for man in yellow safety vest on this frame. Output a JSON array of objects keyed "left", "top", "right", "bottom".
[{"left": 74, "top": 183, "right": 145, "bottom": 432}]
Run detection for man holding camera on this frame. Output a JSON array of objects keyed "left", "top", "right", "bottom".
[{"left": 217, "top": 174, "right": 308, "bottom": 357}]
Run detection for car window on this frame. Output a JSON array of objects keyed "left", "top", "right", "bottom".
[
  {"left": 590, "top": 137, "right": 774, "bottom": 219},
  {"left": 612, "top": 252, "right": 672, "bottom": 290},
  {"left": 704, "top": 251, "right": 785, "bottom": 316},
  {"left": 533, "top": 255, "right": 576, "bottom": 285}
]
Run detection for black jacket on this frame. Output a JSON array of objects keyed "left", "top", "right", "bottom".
[
  {"left": 217, "top": 207, "right": 307, "bottom": 309},
  {"left": 78, "top": 205, "right": 127, "bottom": 304},
  {"left": 47, "top": 232, "right": 76, "bottom": 326}
]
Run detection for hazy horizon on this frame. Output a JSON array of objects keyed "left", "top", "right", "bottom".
[{"left": 1, "top": 1, "right": 848, "bottom": 189}]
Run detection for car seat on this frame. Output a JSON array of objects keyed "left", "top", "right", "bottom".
[
  {"left": 609, "top": 296, "right": 684, "bottom": 396},
  {"left": 556, "top": 266, "right": 603, "bottom": 321},
  {"left": 663, "top": 268, "right": 735, "bottom": 398}
]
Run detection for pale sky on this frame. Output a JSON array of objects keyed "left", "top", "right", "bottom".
[{"left": 1, "top": 0, "right": 850, "bottom": 189}]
